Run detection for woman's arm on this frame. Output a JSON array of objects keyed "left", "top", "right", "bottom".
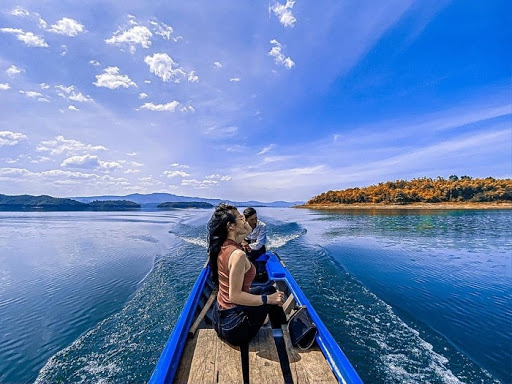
[
  {"left": 235, "top": 222, "right": 252, "bottom": 244},
  {"left": 228, "top": 250, "right": 283, "bottom": 306}
]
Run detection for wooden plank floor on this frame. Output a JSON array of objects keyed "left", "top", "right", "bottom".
[
  {"left": 174, "top": 327, "right": 283, "bottom": 383},
  {"left": 282, "top": 326, "right": 338, "bottom": 384}
]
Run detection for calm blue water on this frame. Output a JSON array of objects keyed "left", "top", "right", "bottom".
[{"left": 0, "top": 208, "right": 510, "bottom": 383}]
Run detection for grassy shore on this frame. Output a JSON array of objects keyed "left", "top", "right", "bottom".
[{"left": 297, "top": 202, "right": 512, "bottom": 210}]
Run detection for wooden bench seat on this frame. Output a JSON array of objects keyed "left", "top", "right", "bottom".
[
  {"left": 282, "top": 326, "right": 337, "bottom": 383},
  {"left": 174, "top": 327, "right": 283, "bottom": 383}
]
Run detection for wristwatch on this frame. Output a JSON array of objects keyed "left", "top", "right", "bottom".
[{"left": 261, "top": 294, "right": 268, "bottom": 305}]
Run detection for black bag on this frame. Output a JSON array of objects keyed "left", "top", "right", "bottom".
[{"left": 287, "top": 306, "right": 317, "bottom": 349}]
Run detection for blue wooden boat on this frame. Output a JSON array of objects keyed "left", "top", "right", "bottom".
[{"left": 149, "top": 251, "right": 362, "bottom": 383}]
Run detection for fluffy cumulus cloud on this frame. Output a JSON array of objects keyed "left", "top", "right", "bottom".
[
  {"left": 140, "top": 101, "right": 180, "bottom": 112},
  {"left": 37, "top": 135, "right": 108, "bottom": 156},
  {"left": 10, "top": 6, "right": 47, "bottom": 28},
  {"left": 61, "top": 154, "right": 100, "bottom": 168},
  {"left": 0, "top": 28, "right": 48, "bottom": 47},
  {"left": 268, "top": 39, "right": 295, "bottom": 69},
  {"left": 93, "top": 67, "right": 137, "bottom": 89},
  {"left": 163, "top": 170, "right": 190, "bottom": 178},
  {"left": 55, "top": 85, "right": 94, "bottom": 102},
  {"left": 60, "top": 154, "right": 122, "bottom": 170},
  {"left": 0, "top": 83, "right": 10, "bottom": 90},
  {"left": 144, "top": 53, "right": 196, "bottom": 83},
  {"left": 0, "top": 131, "right": 28, "bottom": 146},
  {"left": 48, "top": 18, "right": 85, "bottom": 36},
  {"left": 19, "top": 90, "right": 43, "bottom": 98},
  {"left": 6, "top": 65, "right": 24, "bottom": 77},
  {"left": 269, "top": 0, "right": 297, "bottom": 28},
  {"left": 106, "top": 25, "right": 153, "bottom": 53}
]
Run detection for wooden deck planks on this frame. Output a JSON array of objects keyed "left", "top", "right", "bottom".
[
  {"left": 174, "top": 327, "right": 282, "bottom": 384},
  {"left": 248, "top": 328, "right": 283, "bottom": 383},
  {"left": 282, "top": 326, "right": 338, "bottom": 384}
]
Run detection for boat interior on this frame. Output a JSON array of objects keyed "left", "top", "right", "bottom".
[{"left": 173, "top": 278, "right": 338, "bottom": 384}]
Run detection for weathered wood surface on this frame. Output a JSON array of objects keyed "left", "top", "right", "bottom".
[
  {"left": 282, "top": 326, "right": 337, "bottom": 384},
  {"left": 174, "top": 327, "right": 283, "bottom": 383},
  {"left": 188, "top": 288, "right": 218, "bottom": 337},
  {"left": 248, "top": 327, "right": 283, "bottom": 382}
]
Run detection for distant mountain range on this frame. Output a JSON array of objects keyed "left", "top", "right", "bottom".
[{"left": 70, "top": 193, "right": 303, "bottom": 208}]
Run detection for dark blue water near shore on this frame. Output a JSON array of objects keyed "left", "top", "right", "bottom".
[{"left": 0, "top": 209, "right": 510, "bottom": 383}]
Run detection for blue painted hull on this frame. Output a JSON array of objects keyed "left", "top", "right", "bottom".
[{"left": 149, "top": 251, "right": 362, "bottom": 383}]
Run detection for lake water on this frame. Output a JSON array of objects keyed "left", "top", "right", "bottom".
[{"left": 0, "top": 208, "right": 510, "bottom": 383}]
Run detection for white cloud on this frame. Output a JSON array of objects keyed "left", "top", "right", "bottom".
[
  {"left": 93, "top": 67, "right": 137, "bottom": 89},
  {"left": 48, "top": 18, "right": 85, "bottom": 36},
  {"left": 6, "top": 65, "right": 23, "bottom": 77},
  {"left": 205, "top": 174, "right": 231, "bottom": 181},
  {"left": 180, "top": 105, "right": 196, "bottom": 112},
  {"left": 10, "top": 7, "right": 47, "bottom": 28},
  {"left": 164, "top": 170, "right": 190, "bottom": 178},
  {"left": 170, "top": 162, "right": 190, "bottom": 168},
  {"left": 268, "top": 39, "right": 295, "bottom": 69},
  {"left": 149, "top": 20, "right": 181, "bottom": 42},
  {"left": 269, "top": 0, "right": 297, "bottom": 28},
  {"left": 140, "top": 101, "right": 180, "bottom": 112},
  {"left": 229, "top": 77, "right": 240, "bottom": 82},
  {"left": 60, "top": 45, "right": 68, "bottom": 56},
  {"left": 124, "top": 169, "right": 141, "bottom": 174},
  {"left": 89, "top": 59, "right": 101, "bottom": 66},
  {"left": 68, "top": 105, "right": 79, "bottom": 111},
  {"left": 0, "top": 83, "right": 11, "bottom": 90},
  {"left": 19, "top": 90, "right": 43, "bottom": 98},
  {"left": 100, "top": 160, "right": 123, "bottom": 170},
  {"left": 0, "top": 28, "right": 48, "bottom": 47},
  {"left": 204, "top": 126, "right": 238, "bottom": 137},
  {"left": 126, "top": 152, "right": 137, "bottom": 156},
  {"left": 130, "top": 161, "right": 143, "bottom": 167},
  {"left": 37, "top": 135, "right": 108, "bottom": 156},
  {"left": 138, "top": 92, "right": 148, "bottom": 99},
  {"left": 181, "top": 178, "right": 213, "bottom": 188},
  {"left": 144, "top": 53, "right": 191, "bottom": 83},
  {"left": 188, "top": 71, "right": 199, "bottom": 82},
  {"left": 258, "top": 144, "right": 275, "bottom": 155},
  {"left": 56, "top": 86, "right": 94, "bottom": 102},
  {"left": 0, "top": 131, "right": 28, "bottom": 146},
  {"left": 214, "top": 61, "right": 223, "bottom": 68},
  {"left": 61, "top": 154, "right": 100, "bottom": 168},
  {"left": 106, "top": 25, "right": 152, "bottom": 54},
  {"left": 40, "top": 83, "right": 50, "bottom": 89},
  {"left": 11, "top": 6, "right": 30, "bottom": 17},
  {"left": 60, "top": 154, "right": 122, "bottom": 170}
]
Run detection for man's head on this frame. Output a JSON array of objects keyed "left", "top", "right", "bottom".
[{"left": 243, "top": 207, "right": 258, "bottom": 230}]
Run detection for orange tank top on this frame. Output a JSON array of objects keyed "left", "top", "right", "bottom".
[{"left": 217, "top": 239, "right": 256, "bottom": 309}]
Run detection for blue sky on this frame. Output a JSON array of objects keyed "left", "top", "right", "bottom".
[{"left": 0, "top": 0, "right": 510, "bottom": 202}]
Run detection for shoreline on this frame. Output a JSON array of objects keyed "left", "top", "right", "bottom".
[{"left": 296, "top": 202, "right": 512, "bottom": 210}]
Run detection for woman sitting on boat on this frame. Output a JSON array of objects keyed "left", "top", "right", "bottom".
[{"left": 208, "top": 203, "right": 285, "bottom": 346}]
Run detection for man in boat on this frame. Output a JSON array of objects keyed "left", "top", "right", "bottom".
[
  {"left": 242, "top": 207, "right": 267, "bottom": 262},
  {"left": 208, "top": 203, "right": 284, "bottom": 347}
]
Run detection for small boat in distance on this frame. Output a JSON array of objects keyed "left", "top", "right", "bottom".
[{"left": 149, "top": 251, "right": 362, "bottom": 383}]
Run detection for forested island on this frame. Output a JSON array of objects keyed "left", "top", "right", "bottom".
[
  {"left": 157, "top": 201, "right": 214, "bottom": 209},
  {"left": 0, "top": 194, "right": 141, "bottom": 211},
  {"left": 302, "top": 176, "right": 512, "bottom": 209}
]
